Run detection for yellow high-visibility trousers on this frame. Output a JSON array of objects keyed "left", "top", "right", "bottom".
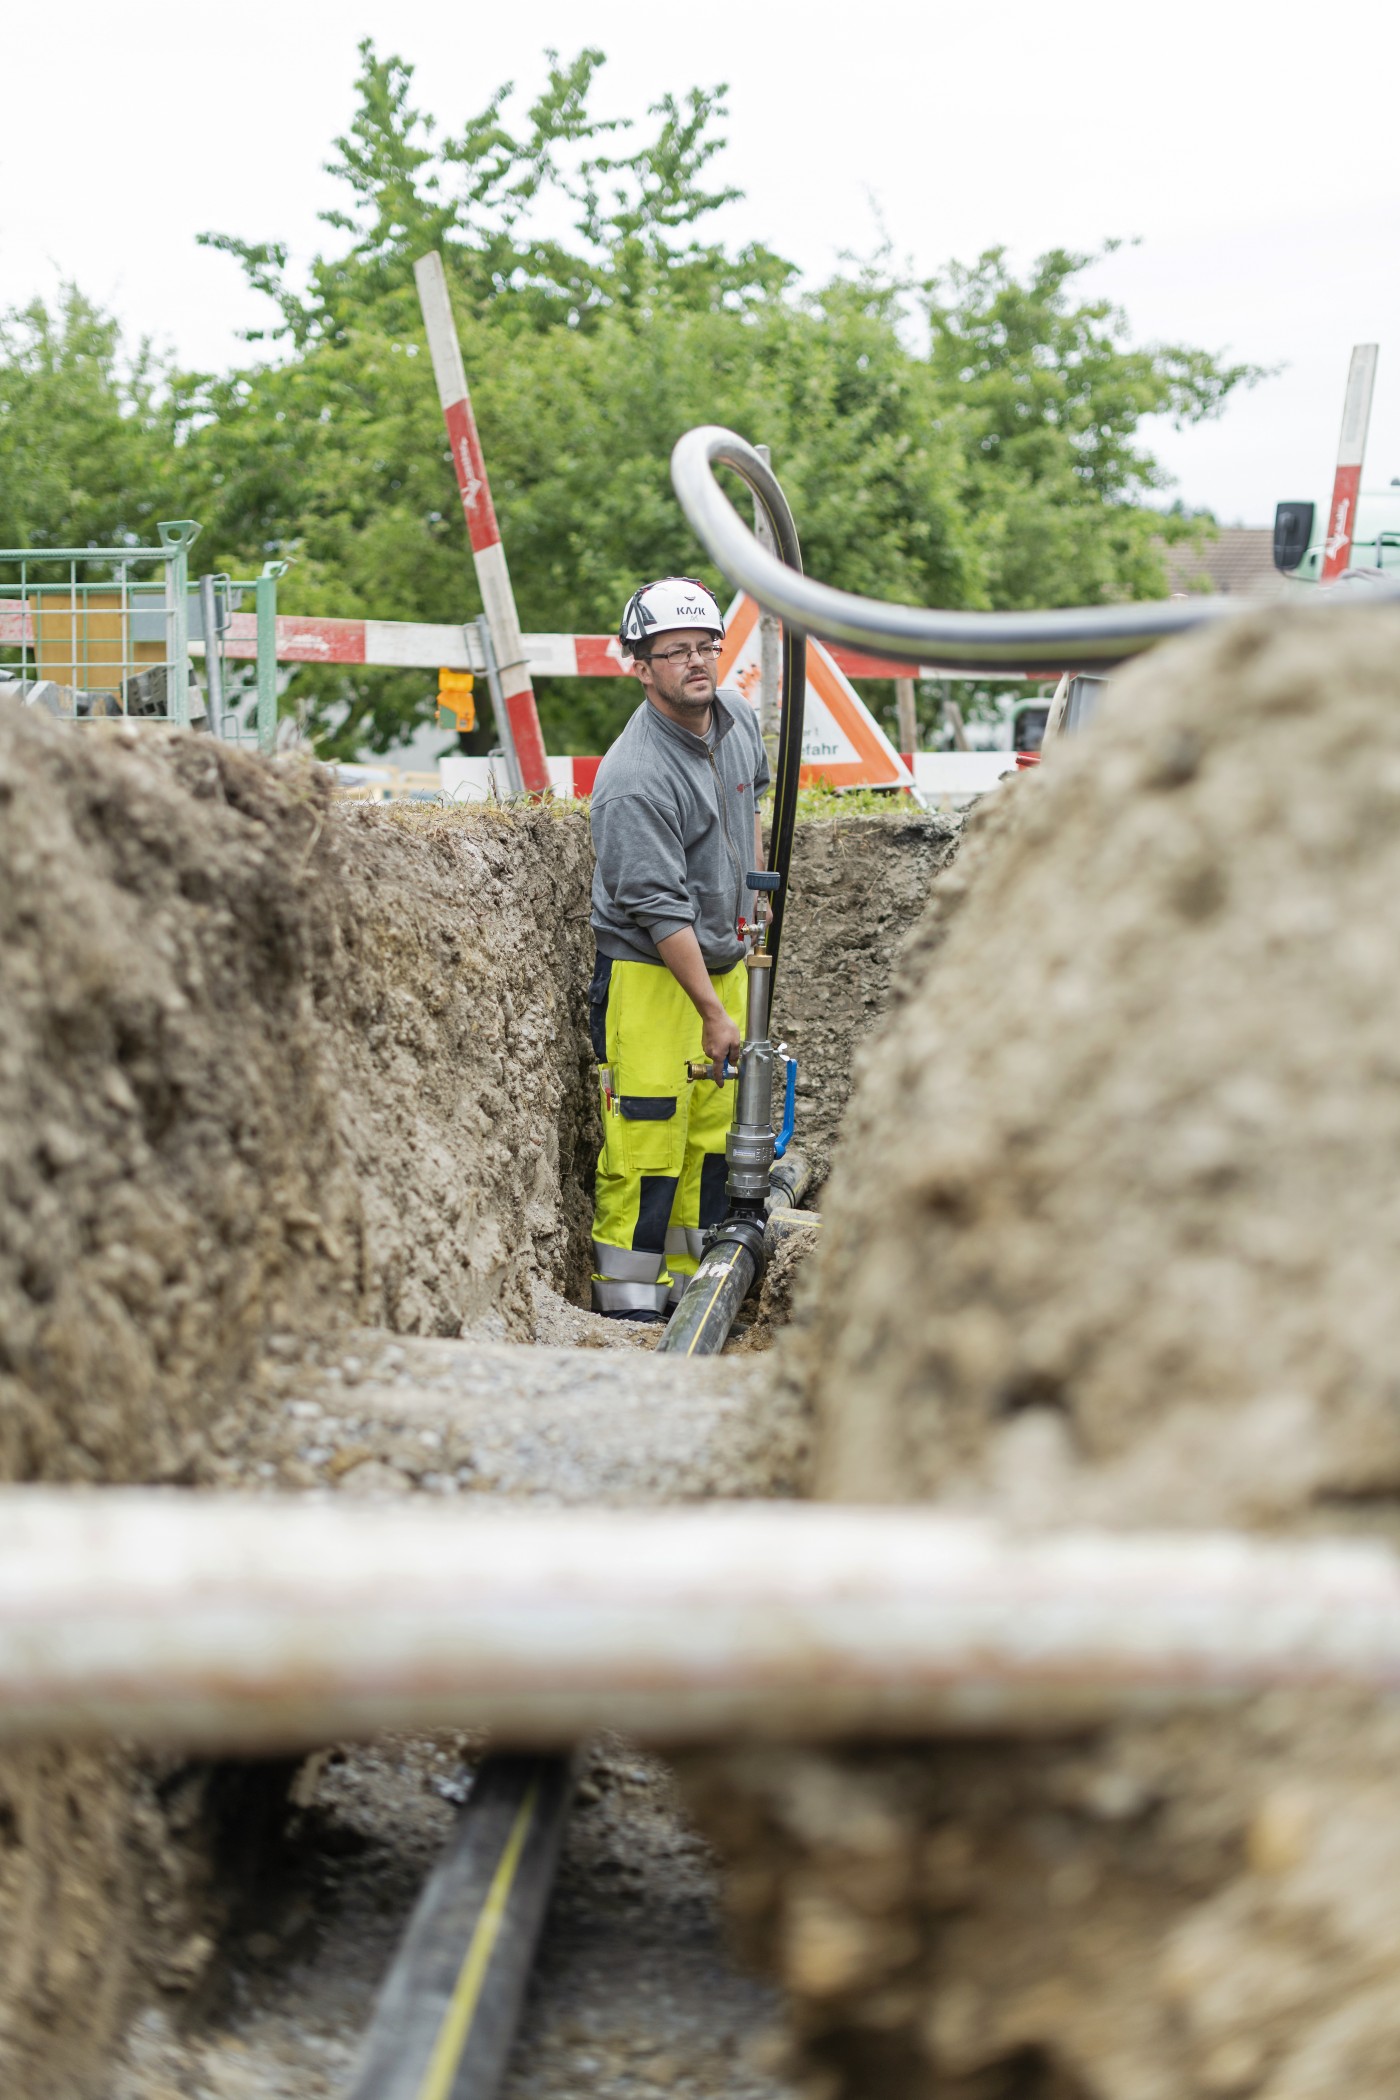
[{"left": 590, "top": 954, "right": 747, "bottom": 1316}]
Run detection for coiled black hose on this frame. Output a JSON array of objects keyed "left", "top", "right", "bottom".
[{"left": 673, "top": 424, "right": 1400, "bottom": 673}]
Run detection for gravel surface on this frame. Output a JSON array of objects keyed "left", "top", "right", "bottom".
[
  {"left": 110, "top": 1741, "right": 795, "bottom": 2100},
  {"left": 203, "top": 1303, "right": 808, "bottom": 1509},
  {"left": 109, "top": 1287, "right": 811, "bottom": 2099}
]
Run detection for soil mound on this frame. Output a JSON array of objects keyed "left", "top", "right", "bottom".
[
  {"left": 0, "top": 708, "right": 594, "bottom": 1488},
  {"left": 689, "top": 602, "right": 1400, "bottom": 2100},
  {"left": 809, "top": 600, "right": 1400, "bottom": 1517},
  {"left": 0, "top": 708, "right": 595, "bottom": 2094}
]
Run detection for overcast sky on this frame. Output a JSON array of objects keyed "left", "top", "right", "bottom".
[{"left": 6, "top": 0, "right": 1399, "bottom": 535}]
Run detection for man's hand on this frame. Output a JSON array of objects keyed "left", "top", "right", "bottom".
[
  {"left": 701, "top": 1001, "right": 741, "bottom": 1083},
  {"left": 655, "top": 926, "right": 742, "bottom": 1083}
]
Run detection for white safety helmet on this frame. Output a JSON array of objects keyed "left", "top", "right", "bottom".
[{"left": 618, "top": 577, "right": 725, "bottom": 653}]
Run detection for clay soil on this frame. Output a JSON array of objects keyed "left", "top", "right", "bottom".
[
  {"left": 0, "top": 706, "right": 957, "bottom": 2099},
  {"left": 0, "top": 705, "right": 596, "bottom": 2096},
  {"left": 686, "top": 602, "right": 1400, "bottom": 2100}
]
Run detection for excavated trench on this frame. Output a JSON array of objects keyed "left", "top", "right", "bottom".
[
  {"left": 20, "top": 597, "right": 1400, "bottom": 2100},
  {"left": 0, "top": 701, "right": 957, "bottom": 2099}
]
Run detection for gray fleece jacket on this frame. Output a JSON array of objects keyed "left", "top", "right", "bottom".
[{"left": 590, "top": 691, "right": 771, "bottom": 971}]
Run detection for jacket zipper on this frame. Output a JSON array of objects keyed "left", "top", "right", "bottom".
[{"left": 705, "top": 743, "right": 745, "bottom": 921}]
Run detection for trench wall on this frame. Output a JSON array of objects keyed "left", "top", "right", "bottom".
[
  {"left": 687, "top": 602, "right": 1400, "bottom": 2100},
  {"left": 0, "top": 708, "right": 598, "bottom": 1489},
  {"left": 0, "top": 709, "right": 597, "bottom": 2094}
]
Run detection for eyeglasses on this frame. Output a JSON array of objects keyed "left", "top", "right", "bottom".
[{"left": 649, "top": 641, "right": 722, "bottom": 666}]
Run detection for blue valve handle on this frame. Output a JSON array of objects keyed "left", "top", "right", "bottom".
[{"left": 775, "top": 1053, "right": 797, "bottom": 1158}]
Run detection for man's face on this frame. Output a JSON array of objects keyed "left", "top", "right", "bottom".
[{"left": 637, "top": 626, "right": 719, "bottom": 715}]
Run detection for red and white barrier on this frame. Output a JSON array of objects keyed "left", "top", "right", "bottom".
[
  {"left": 1321, "top": 344, "right": 1379, "bottom": 584},
  {"left": 210, "top": 616, "right": 630, "bottom": 677},
  {"left": 413, "top": 252, "right": 550, "bottom": 793},
  {"left": 204, "top": 610, "right": 975, "bottom": 685}
]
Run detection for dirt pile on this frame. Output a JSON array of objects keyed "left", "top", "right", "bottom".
[
  {"left": 808, "top": 602, "right": 1400, "bottom": 1515},
  {"left": 0, "top": 708, "right": 595, "bottom": 1487},
  {"left": 688, "top": 603, "right": 1400, "bottom": 2099},
  {"left": 0, "top": 708, "right": 595, "bottom": 2095}
]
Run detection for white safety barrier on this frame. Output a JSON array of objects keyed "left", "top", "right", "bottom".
[
  {"left": 2, "top": 1492, "right": 1398, "bottom": 1752},
  {"left": 911, "top": 752, "right": 1021, "bottom": 805}
]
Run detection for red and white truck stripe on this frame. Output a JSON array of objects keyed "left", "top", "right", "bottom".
[
  {"left": 1321, "top": 343, "right": 1379, "bottom": 584},
  {"left": 413, "top": 252, "right": 551, "bottom": 793}
]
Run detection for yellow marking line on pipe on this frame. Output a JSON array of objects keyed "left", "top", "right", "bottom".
[
  {"left": 416, "top": 1778, "right": 540, "bottom": 2100},
  {"left": 682, "top": 1244, "right": 742, "bottom": 1357}
]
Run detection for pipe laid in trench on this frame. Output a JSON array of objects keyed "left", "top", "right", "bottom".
[
  {"left": 657, "top": 1148, "right": 813, "bottom": 1358},
  {"left": 344, "top": 1755, "right": 574, "bottom": 2100},
  {"left": 348, "top": 1148, "right": 816, "bottom": 2094},
  {"left": 7, "top": 1491, "right": 1400, "bottom": 1752},
  {"left": 656, "top": 1227, "right": 760, "bottom": 1358}
]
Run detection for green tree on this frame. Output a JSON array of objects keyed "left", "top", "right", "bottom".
[
  {"left": 0, "top": 287, "right": 189, "bottom": 549},
  {"left": 923, "top": 245, "right": 1251, "bottom": 608},
  {"left": 1, "top": 46, "right": 1259, "bottom": 759}
]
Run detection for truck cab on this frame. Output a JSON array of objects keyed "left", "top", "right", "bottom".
[{"left": 1274, "top": 489, "right": 1400, "bottom": 581}]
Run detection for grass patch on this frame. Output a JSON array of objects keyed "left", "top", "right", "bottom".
[{"left": 793, "top": 786, "right": 922, "bottom": 821}]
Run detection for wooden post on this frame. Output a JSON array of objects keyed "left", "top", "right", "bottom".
[{"left": 895, "top": 676, "right": 918, "bottom": 755}]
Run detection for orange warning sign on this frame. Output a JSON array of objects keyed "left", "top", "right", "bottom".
[{"left": 716, "top": 595, "right": 914, "bottom": 790}]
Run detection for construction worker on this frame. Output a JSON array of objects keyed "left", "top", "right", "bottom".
[{"left": 589, "top": 578, "right": 770, "bottom": 1321}]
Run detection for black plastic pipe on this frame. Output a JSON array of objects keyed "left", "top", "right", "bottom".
[
  {"left": 656, "top": 1222, "right": 764, "bottom": 1359},
  {"left": 658, "top": 1154, "right": 812, "bottom": 1359},
  {"left": 344, "top": 1755, "right": 574, "bottom": 2100},
  {"left": 691, "top": 433, "right": 806, "bottom": 993}
]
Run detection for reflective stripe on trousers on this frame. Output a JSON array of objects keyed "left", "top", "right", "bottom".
[
  {"left": 592, "top": 1241, "right": 666, "bottom": 1283},
  {"left": 591, "top": 1276, "right": 670, "bottom": 1315},
  {"left": 666, "top": 1225, "right": 707, "bottom": 1264},
  {"left": 590, "top": 954, "right": 746, "bottom": 1316}
]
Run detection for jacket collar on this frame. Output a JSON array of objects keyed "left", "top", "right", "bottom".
[{"left": 642, "top": 690, "right": 738, "bottom": 754}]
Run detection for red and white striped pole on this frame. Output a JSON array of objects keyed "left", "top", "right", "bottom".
[
  {"left": 1320, "top": 343, "right": 1379, "bottom": 584},
  {"left": 413, "top": 251, "right": 551, "bottom": 794}
]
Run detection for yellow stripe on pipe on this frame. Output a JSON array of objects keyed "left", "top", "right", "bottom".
[
  {"left": 416, "top": 1778, "right": 540, "bottom": 2100},
  {"left": 683, "top": 1246, "right": 742, "bottom": 1357}
]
